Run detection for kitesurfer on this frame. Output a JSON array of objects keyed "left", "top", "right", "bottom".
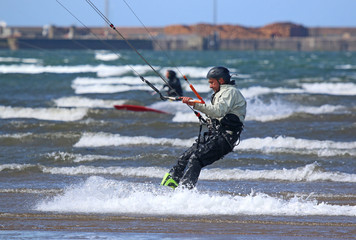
[
  {"left": 161, "top": 66, "right": 247, "bottom": 189},
  {"left": 163, "top": 70, "right": 183, "bottom": 97}
]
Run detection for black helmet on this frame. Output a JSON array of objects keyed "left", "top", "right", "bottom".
[
  {"left": 206, "top": 66, "right": 231, "bottom": 83},
  {"left": 167, "top": 70, "right": 176, "bottom": 79}
]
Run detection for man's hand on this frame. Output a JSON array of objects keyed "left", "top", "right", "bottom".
[{"left": 181, "top": 97, "right": 195, "bottom": 106}]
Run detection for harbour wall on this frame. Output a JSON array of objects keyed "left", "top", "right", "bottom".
[
  {"left": 1, "top": 24, "right": 356, "bottom": 51},
  {"left": 1, "top": 36, "right": 355, "bottom": 51}
]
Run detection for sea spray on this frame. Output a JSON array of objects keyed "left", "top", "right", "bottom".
[{"left": 35, "top": 176, "right": 356, "bottom": 216}]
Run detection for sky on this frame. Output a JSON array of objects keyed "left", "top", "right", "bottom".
[{"left": 0, "top": 0, "right": 355, "bottom": 28}]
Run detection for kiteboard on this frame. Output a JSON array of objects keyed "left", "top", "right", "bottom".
[{"left": 114, "top": 104, "right": 168, "bottom": 114}]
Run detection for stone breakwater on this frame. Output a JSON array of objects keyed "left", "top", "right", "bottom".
[{"left": 1, "top": 22, "right": 356, "bottom": 51}]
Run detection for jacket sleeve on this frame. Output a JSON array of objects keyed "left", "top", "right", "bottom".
[{"left": 194, "top": 88, "right": 235, "bottom": 119}]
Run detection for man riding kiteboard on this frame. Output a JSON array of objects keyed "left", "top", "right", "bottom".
[{"left": 161, "top": 66, "right": 247, "bottom": 189}]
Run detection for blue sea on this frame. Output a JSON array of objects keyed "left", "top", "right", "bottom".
[{"left": 0, "top": 49, "right": 355, "bottom": 239}]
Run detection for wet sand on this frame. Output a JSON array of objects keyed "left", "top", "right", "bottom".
[{"left": 1, "top": 212, "right": 355, "bottom": 239}]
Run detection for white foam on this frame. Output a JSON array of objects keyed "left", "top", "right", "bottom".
[
  {"left": 71, "top": 76, "right": 210, "bottom": 95},
  {"left": 201, "top": 162, "right": 356, "bottom": 182},
  {"left": 71, "top": 76, "right": 159, "bottom": 95},
  {"left": 45, "top": 151, "right": 129, "bottom": 163},
  {"left": 0, "top": 133, "right": 32, "bottom": 139},
  {"left": 172, "top": 112, "right": 200, "bottom": 123},
  {"left": 0, "top": 57, "right": 40, "bottom": 64},
  {"left": 148, "top": 101, "right": 189, "bottom": 115},
  {"left": 72, "top": 76, "right": 159, "bottom": 86},
  {"left": 0, "top": 188, "right": 60, "bottom": 194},
  {"left": 72, "top": 83, "right": 151, "bottom": 94},
  {"left": 3, "top": 162, "right": 355, "bottom": 183},
  {"left": 0, "top": 64, "right": 99, "bottom": 74},
  {"left": 53, "top": 96, "right": 126, "bottom": 108},
  {"left": 96, "top": 65, "right": 153, "bottom": 77},
  {"left": 74, "top": 133, "right": 356, "bottom": 157},
  {"left": 74, "top": 132, "right": 194, "bottom": 148},
  {"left": 241, "top": 86, "right": 303, "bottom": 99},
  {"left": 168, "top": 96, "right": 347, "bottom": 124},
  {"left": 300, "top": 104, "right": 346, "bottom": 114},
  {"left": 0, "top": 64, "right": 151, "bottom": 77},
  {"left": 300, "top": 82, "right": 356, "bottom": 96},
  {"left": 0, "top": 163, "right": 35, "bottom": 172},
  {"left": 95, "top": 51, "right": 120, "bottom": 61},
  {"left": 35, "top": 176, "right": 356, "bottom": 216},
  {"left": 160, "top": 66, "right": 214, "bottom": 78},
  {"left": 38, "top": 162, "right": 356, "bottom": 183},
  {"left": 239, "top": 136, "right": 356, "bottom": 157},
  {"left": 335, "top": 64, "right": 356, "bottom": 70},
  {"left": 245, "top": 97, "right": 346, "bottom": 122},
  {"left": 41, "top": 165, "right": 164, "bottom": 177},
  {"left": 0, "top": 106, "right": 87, "bottom": 121},
  {"left": 245, "top": 97, "right": 295, "bottom": 122},
  {"left": 241, "top": 82, "right": 356, "bottom": 98}
]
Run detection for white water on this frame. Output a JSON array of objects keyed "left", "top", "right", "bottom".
[
  {"left": 0, "top": 133, "right": 33, "bottom": 139},
  {"left": 0, "top": 163, "right": 34, "bottom": 172},
  {"left": 72, "top": 74, "right": 356, "bottom": 122},
  {"left": 53, "top": 96, "right": 127, "bottom": 108},
  {"left": 239, "top": 136, "right": 356, "bottom": 157},
  {"left": 0, "top": 57, "right": 40, "bottom": 64},
  {"left": 35, "top": 176, "right": 356, "bottom": 216},
  {"left": 300, "top": 82, "right": 356, "bottom": 96},
  {"left": 160, "top": 66, "right": 215, "bottom": 78},
  {"left": 74, "top": 132, "right": 356, "bottom": 157},
  {"left": 2, "top": 62, "right": 353, "bottom": 97},
  {"left": 0, "top": 106, "right": 87, "bottom": 121},
  {"left": 0, "top": 64, "right": 152, "bottom": 77},
  {"left": 71, "top": 75, "right": 356, "bottom": 97},
  {"left": 74, "top": 132, "right": 193, "bottom": 148},
  {"left": 2, "top": 163, "right": 356, "bottom": 183},
  {"left": 1, "top": 63, "right": 354, "bottom": 96},
  {"left": 240, "top": 83, "right": 356, "bottom": 98},
  {"left": 44, "top": 151, "right": 138, "bottom": 163},
  {"left": 72, "top": 76, "right": 159, "bottom": 86},
  {"left": 72, "top": 83, "right": 151, "bottom": 94},
  {"left": 150, "top": 97, "right": 348, "bottom": 123},
  {"left": 245, "top": 97, "right": 346, "bottom": 122},
  {"left": 95, "top": 51, "right": 120, "bottom": 61},
  {"left": 71, "top": 76, "right": 210, "bottom": 94}
]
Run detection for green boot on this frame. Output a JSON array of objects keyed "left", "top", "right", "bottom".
[{"left": 160, "top": 173, "right": 178, "bottom": 189}]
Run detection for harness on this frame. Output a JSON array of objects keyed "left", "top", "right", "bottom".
[
  {"left": 196, "top": 85, "right": 244, "bottom": 150},
  {"left": 197, "top": 114, "right": 243, "bottom": 151}
]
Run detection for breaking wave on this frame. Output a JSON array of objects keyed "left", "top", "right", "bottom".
[
  {"left": 53, "top": 96, "right": 126, "bottom": 108},
  {"left": 2, "top": 163, "right": 355, "bottom": 183},
  {"left": 74, "top": 132, "right": 193, "bottom": 148},
  {"left": 74, "top": 133, "right": 356, "bottom": 157},
  {"left": 35, "top": 176, "right": 356, "bottom": 216},
  {"left": 95, "top": 51, "right": 120, "bottom": 61},
  {"left": 0, "top": 106, "right": 87, "bottom": 121}
]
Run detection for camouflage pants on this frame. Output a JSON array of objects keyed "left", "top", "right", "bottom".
[{"left": 169, "top": 130, "right": 239, "bottom": 189}]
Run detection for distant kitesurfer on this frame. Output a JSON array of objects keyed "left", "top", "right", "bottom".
[
  {"left": 161, "top": 66, "right": 247, "bottom": 189},
  {"left": 163, "top": 70, "right": 183, "bottom": 97}
]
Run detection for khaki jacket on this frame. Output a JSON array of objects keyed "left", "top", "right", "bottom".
[{"left": 194, "top": 83, "right": 246, "bottom": 123}]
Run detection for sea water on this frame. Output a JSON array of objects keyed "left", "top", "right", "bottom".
[{"left": 0, "top": 49, "right": 355, "bottom": 239}]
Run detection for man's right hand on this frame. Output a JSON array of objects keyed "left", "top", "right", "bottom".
[{"left": 181, "top": 97, "right": 195, "bottom": 106}]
